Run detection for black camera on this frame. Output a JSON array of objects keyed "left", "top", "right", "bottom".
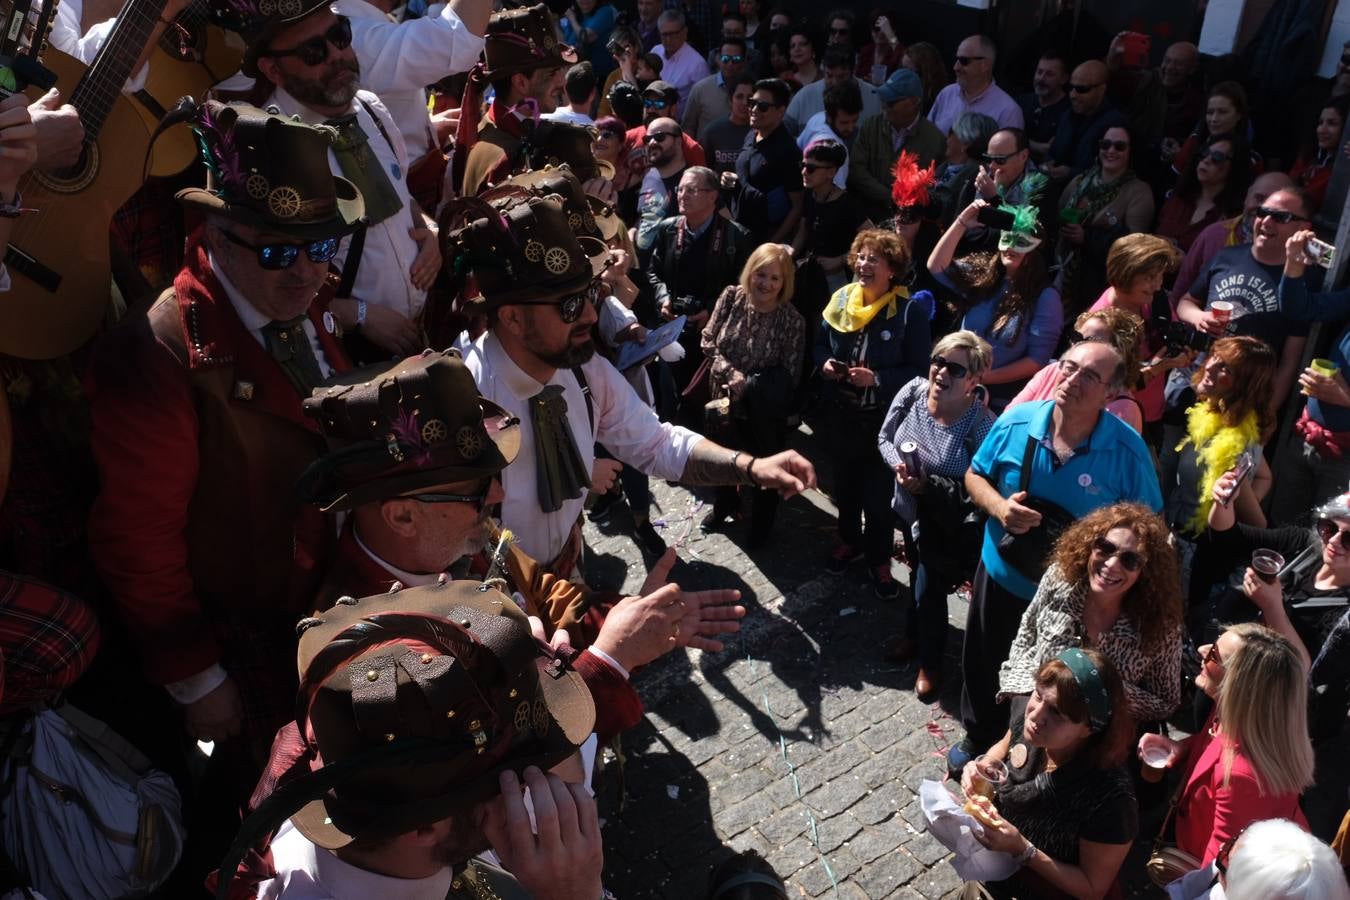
[
  {"left": 1158, "top": 319, "right": 1213, "bottom": 355},
  {"left": 670, "top": 296, "right": 697, "bottom": 316}
]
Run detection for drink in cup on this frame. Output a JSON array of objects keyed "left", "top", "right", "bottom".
[
  {"left": 1252, "top": 549, "right": 1285, "bottom": 584},
  {"left": 1210, "top": 300, "right": 1234, "bottom": 327},
  {"left": 899, "top": 441, "right": 920, "bottom": 477},
  {"left": 1312, "top": 358, "right": 1340, "bottom": 378},
  {"left": 970, "top": 754, "right": 1008, "bottom": 800},
  {"left": 1139, "top": 743, "right": 1171, "bottom": 783}
]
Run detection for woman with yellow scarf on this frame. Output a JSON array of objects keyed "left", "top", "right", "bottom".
[{"left": 816, "top": 228, "right": 931, "bottom": 600}]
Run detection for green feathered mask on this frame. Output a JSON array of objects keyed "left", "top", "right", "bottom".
[{"left": 996, "top": 170, "right": 1047, "bottom": 253}]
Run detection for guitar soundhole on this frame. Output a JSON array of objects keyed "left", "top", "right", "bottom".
[{"left": 31, "top": 143, "right": 99, "bottom": 194}]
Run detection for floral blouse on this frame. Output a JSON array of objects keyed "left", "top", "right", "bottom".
[
  {"left": 997, "top": 563, "right": 1182, "bottom": 723},
  {"left": 700, "top": 285, "right": 805, "bottom": 401}
]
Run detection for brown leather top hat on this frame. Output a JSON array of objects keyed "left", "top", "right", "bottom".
[
  {"left": 448, "top": 193, "right": 611, "bottom": 307},
  {"left": 502, "top": 164, "right": 622, "bottom": 241},
  {"left": 297, "top": 349, "right": 521, "bottom": 512},
  {"left": 483, "top": 3, "right": 576, "bottom": 80},
  {"left": 208, "top": 0, "right": 334, "bottom": 76},
  {"left": 517, "top": 119, "right": 614, "bottom": 181},
  {"left": 177, "top": 101, "right": 364, "bottom": 241},
  {"left": 286, "top": 580, "right": 595, "bottom": 849}
]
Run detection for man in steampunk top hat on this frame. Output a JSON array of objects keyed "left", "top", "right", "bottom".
[
  {"left": 215, "top": 0, "right": 441, "bottom": 361},
  {"left": 295, "top": 346, "right": 747, "bottom": 744},
  {"left": 450, "top": 185, "right": 817, "bottom": 575},
  {"left": 214, "top": 580, "right": 607, "bottom": 898},
  {"left": 87, "top": 102, "right": 363, "bottom": 783}
]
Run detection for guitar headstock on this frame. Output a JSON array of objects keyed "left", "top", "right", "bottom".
[{"left": 0, "top": 0, "right": 58, "bottom": 96}]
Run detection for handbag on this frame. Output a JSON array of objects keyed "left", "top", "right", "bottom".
[
  {"left": 995, "top": 435, "right": 1076, "bottom": 581},
  {"left": 1145, "top": 782, "right": 1201, "bottom": 887},
  {"left": 0, "top": 703, "right": 185, "bottom": 900}
]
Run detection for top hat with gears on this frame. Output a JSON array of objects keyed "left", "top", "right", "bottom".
[
  {"left": 177, "top": 100, "right": 364, "bottom": 241},
  {"left": 483, "top": 3, "right": 576, "bottom": 81}
]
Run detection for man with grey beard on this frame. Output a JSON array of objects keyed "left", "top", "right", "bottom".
[{"left": 247, "top": 0, "right": 440, "bottom": 361}]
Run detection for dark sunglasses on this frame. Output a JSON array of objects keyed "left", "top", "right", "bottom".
[
  {"left": 643, "top": 98, "right": 671, "bottom": 109},
  {"left": 748, "top": 98, "right": 779, "bottom": 111},
  {"left": 719, "top": 53, "right": 745, "bottom": 63},
  {"left": 954, "top": 55, "right": 985, "bottom": 66},
  {"left": 929, "top": 354, "right": 969, "bottom": 379},
  {"left": 800, "top": 161, "right": 834, "bottom": 173},
  {"left": 1202, "top": 149, "right": 1233, "bottom": 165},
  {"left": 597, "top": 128, "right": 622, "bottom": 140},
  {"left": 406, "top": 478, "right": 494, "bottom": 511},
  {"left": 1317, "top": 518, "right": 1350, "bottom": 544},
  {"left": 514, "top": 280, "right": 603, "bottom": 323},
  {"left": 1254, "top": 205, "right": 1308, "bottom": 224},
  {"left": 645, "top": 130, "right": 677, "bottom": 143},
  {"left": 221, "top": 229, "right": 341, "bottom": 270},
  {"left": 1068, "top": 82, "right": 1101, "bottom": 93},
  {"left": 982, "top": 152, "right": 1017, "bottom": 165},
  {"left": 260, "top": 16, "right": 352, "bottom": 66},
  {"left": 1098, "top": 139, "right": 1130, "bottom": 152},
  {"left": 1202, "top": 642, "right": 1222, "bottom": 668},
  {"left": 1092, "top": 536, "right": 1145, "bottom": 572}
]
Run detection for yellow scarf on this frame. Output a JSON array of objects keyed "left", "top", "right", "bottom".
[
  {"left": 822, "top": 282, "right": 905, "bottom": 333},
  {"left": 1178, "top": 402, "right": 1261, "bottom": 536}
]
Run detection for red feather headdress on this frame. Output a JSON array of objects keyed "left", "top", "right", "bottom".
[{"left": 890, "top": 151, "right": 937, "bottom": 212}]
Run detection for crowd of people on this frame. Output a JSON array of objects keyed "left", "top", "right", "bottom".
[{"left": 4, "top": 0, "right": 1350, "bottom": 897}]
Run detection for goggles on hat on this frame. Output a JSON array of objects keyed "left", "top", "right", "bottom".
[{"left": 998, "top": 231, "right": 1042, "bottom": 253}]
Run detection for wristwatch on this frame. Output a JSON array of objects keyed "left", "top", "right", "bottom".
[
  {"left": 0, "top": 192, "right": 25, "bottom": 219},
  {"left": 1016, "top": 841, "right": 1037, "bottom": 865}
]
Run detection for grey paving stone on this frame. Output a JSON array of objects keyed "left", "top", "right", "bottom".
[
  {"left": 853, "top": 848, "right": 923, "bottom": 898},
  {"left": 803, "top": 774, "right": 872, "bottom": 818}
]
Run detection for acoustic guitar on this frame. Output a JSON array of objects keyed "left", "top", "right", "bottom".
[
  {"left": 136, "top": 0, "right": 244, "bottom": 177},
  {"left": 4, "top": 0, "right": 166, "bottom": 359}
]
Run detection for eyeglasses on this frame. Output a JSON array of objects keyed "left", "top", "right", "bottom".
[
  {"left": 1317, "top": 518, "right": 1350, "bottom": 545},
  {"left": 1202, "top": 149, "right": 1233, "bottom": 165},
  {"left": 719, "top": 53, "right": 745, "bottom": 63},
  {"left": 800, "top": 162, "right": 834, "bottom": 173},
  {"left": 1057, "top": 357, "right": 1105, "bottom": 387},
  {"left": 513, "top": 279, "right": 603, "bottom": 323},
  {"left": 1068, "top": 82, "right": 1102, "bottom": 93},
  {"left": 1098, "top": 139, "right": 1130, "bottom": 152},
  {"left": 748, "top": 99, "right": 779, "bottom": 111},
  {"left": 954, "top": 55, "right": 986, "bottom": 66},
  {"left": 982, "top": 152, "right": 1017, "bottom": 165},
  {"left": 929, "top": 354, "right": 969, "bottom": 379},
  {"left": 1201, "top": 642, "right": 1223, "bottom": 668},
  {"left": 259, "top": 16, "right": 353, "bottom": 67},
  {"left": 643, "top": 98, "right": 671, "bottom": 110},
  {"left": 645, "top": 129, "right": 676, "bottom": 141},
  {"left": 406, "top": 478, "right": 494, "bottom": 511},
  {"left": 1254, "top": 205, "right": 1308, "bottom": 224},
  {"left": 1091, "top": 536, "right": 1145, "bottom": 572},
  {"left": 220, "top": 229, "right": 341, "bottom": 270}
]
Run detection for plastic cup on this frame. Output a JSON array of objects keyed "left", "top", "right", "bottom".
[
  {"left": 1059, "top": 207, "right": 1083, "bottom": 225},
  {"left": 1252, "top": 548, "right": 1285, "bottom": 584},
  {"left": 1312, "top": 358, "right": 1340, "bottom": 378},
  {"left": 1140, "top": 743, "right": 1171, "bottom": 783},
  {"left": 971, "top": 754, "right": 1008, "bottom": 800},
  {"left": 1211, "top": 300, "right": 1234, "bottom": 325}
]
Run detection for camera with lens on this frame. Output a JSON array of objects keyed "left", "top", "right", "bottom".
[
  {"left": 670, "top": 296, "right": 697, "bottom": 317},
  {"left": 1158, "top": 319, "right": 1213, "bottom": 356}
]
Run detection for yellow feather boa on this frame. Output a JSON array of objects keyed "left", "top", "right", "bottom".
[{"left": 1177, "top": 402, "right": 1261, "bottom": 536}]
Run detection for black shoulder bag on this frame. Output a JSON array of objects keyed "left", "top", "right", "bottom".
[{"left": 994, "top": 435, "right": 1077, "bottom": 582}]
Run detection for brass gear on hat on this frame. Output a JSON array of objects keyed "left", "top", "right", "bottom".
[
  {"left": 567, "top": 212, "right": 582, "bottom": 231},
  {"left": 513, "top": 702, "right": 530, "bottom": 732},
  {"left": 278, "top": 0, "right": 302, "bottom": 15},
  {"left": 258, "top": 0, "right": 276, "bottom": 14},
  {"left": 532, "top": 697, "right": 550, "bottom": 736},
  {"left": 246, "top": 173, "right": 270, "bottom": 200},
  {"left": 421, "top": 418, "right": 449, "bottom": 445},
  {"left": 543, "top": 247, "right": 570, "bottom": 274},
  {"left": 524, "top": 239, "right": 544, "bottom": 262},
  {"left": 268, "top": 186, "right": 302, "bottom": 219},
  {"left": 455, "top": 426, "right": 484, "bottom": 460}
]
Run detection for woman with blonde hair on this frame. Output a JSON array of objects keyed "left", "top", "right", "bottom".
[
  {"left": 877, "top": 330, "right": 996, "bottom": 694},
  {"left": 1139, "top": 623, "right": 1315, "bottom": 866},
  {"left": 700, "top": 243, "right": 805, "bottom": 545},
  {"left": 1007, "top": 306, "right": 1147, "bottom": 433},
  {"left": 998, "top": 502, "right": 1185, "bottom": 724},
  {"left": 817, "top": 228, "right": 930, "bottom": 598}
]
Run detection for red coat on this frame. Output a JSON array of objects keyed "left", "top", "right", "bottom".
[
  {"left": 1174, "top": 711, "right": 1308, "bottom": 863},
  {"left": 86, "top": 235, "right": 350, "bottom": 735}
]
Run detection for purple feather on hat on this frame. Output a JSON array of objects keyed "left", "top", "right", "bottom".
[{"left": 390, "top": 409, "right": 433, "bottom": 466}]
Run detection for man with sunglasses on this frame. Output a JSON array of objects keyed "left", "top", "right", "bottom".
[
  {"left": 682, "top": 35, "right": 748, "bottom": 142},
  {"left": 1045, "top": 59, "right": 1125, "bottom": 181},
  {"left": 951, "top": 338, "right": 1161, "bottom": 771},
  {"left": 88, "top": 103, "right": 363, "bottom": 802},
  {"left": 454, "top": 188, "right": 812, "bottom": 573},
  {"left": 703, "top": 12, "right": 762, "bottom": 73},
  {"left": 1176, "top": 186, "right": 1320, "bottom": 421},
  {"left": 928, "top": 34, "right": 1023, "bottom": 138},
  {"left": 724, "top": 77, "right": 804, "bottom": 244},
  {"left": 958, "top": 128, "right": 1051, "bottom": 254},
  {"left": 635, "top": 117, "right": 690, "bottom": 252}
]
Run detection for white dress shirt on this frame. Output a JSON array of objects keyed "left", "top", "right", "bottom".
[
  {"left": 337, "top": 0, "right": 485, "bottom": 158},
  {"left": 541, "top": 107, "right": 596, "bottom": 126},
  {"left": 785, "top": 76, "right": 881, "bottom": 133},
  {"left": 51, "top": 0, "right": 150, "bottom": 91},
  {"left": 267, "top": 87, "right": 427, "bottom": 319},
  {"left": 653, "top": 42, "right": 709, "bottom": 106},
  {"left": 797, "top": 113, "right": 849, "bottom": 189},
  {"left": 463, "top": 330, "right": 701, "bottom": 563}
]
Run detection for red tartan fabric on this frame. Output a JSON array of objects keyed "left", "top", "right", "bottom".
[
  {"left": 0, "top": 571, "right": 100, "bottom": 714},
  {"left": 111, "top": 179, "right": 188, "bottom": 294}
]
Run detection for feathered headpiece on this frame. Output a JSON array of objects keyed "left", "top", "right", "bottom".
[
  {"left": 996, "top": 170, "right": 1049, "bottom": 252},
  {"left": 890, "top": 151, "right": 937, "bottom": 212}
]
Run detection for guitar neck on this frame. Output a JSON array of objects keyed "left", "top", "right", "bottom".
[{"left": 71, "top": 0, "right": 169, "bottom": 140}]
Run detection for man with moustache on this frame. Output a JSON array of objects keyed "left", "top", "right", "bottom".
[
  {"left": 634, "top": 116, "right": 689, "bottom": 252},
  {"left": 87, "top": 103, "right": 361, "bottom": 789},
  {"left": 452, "top": 191, "right": 811, "bottom": 573},
  {"left": 233, "top": 0, "right": 440, "bottom": 361},
  {"left": 1016, "top": 51, "right": 1069, "bottom": 162}
]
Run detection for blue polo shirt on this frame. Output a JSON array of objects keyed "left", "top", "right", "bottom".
[{"left": 971, "top": 400, "right": 1163, "bottom": 600}]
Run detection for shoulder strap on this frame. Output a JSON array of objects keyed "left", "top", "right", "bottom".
[
  {"left": 570, "top": 366, "right": 596, "bottom": 435},
  {"left": 357, "top": 97, "right": 399, "bottom": 156},
  {"left": 1017, "top": 432, "right": 1038, "bottom": 494},
  {"left": 336, "top": 224, "right": 367, "bottom": 299}
]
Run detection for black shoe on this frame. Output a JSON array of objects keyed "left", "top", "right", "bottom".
[
  {"left": 871, "top": 563, "right": 901, "bottom": 602},
  {"left": 588, "top": 490, "right": 622, "bottom": 523},
  {"left": 634, "top": 519, "right": 667, "bottom": 557}
]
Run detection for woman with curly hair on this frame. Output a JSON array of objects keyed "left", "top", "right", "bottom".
[
  {"left": 817, "top": 228, "right": 931, "bottom": 599},
  {"left": 1007, "top": 307, "right": 1146, "bottom": 433},
  {"left": 927, "top": 197, "right": 1063, "bottom": 410},
  {"left": 997, "top": 502, "right": 1185, "bottom": 724}
]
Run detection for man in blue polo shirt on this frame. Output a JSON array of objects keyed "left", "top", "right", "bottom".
[{"left": 951, "top": 339, "right": 1163, "bottom": 768}]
